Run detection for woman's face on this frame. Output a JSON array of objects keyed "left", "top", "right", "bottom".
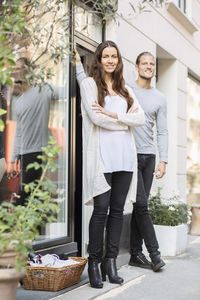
[{"left": 101, "top": 46, "right": 119, "bottom": 74}]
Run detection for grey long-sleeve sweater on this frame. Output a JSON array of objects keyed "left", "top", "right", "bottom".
[
  {"left": 76, "top": 64, "right": 168, "bottom": 163},
  {"left": 11, "top": 84, "right": 65, "bottom": 163},
  {"left": 128, "top": 81, "right": 168, "bottom": 163}
]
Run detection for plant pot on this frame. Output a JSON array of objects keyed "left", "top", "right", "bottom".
[
  {"left": 154, "top": 224, "right": 188, "bottom": 256},
  {"left": 143, "top": 224, "right": 188, "bottom": 256},
  {"left": 0, "top": 249, "right": 18, "bottom": 268},
  {"left": 0, "top": 268, "right": 25, "bottom": 300},
  {"left": 0, "top": 241, "right": 22, "bottom": 268},
  {"left": 0, "top": 239, "right": 31, "bottom": 268}
]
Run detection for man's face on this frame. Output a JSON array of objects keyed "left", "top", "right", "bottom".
[
  {"left": 136, "top": 55, "right": 155, "bottom": 80},
  {"left": 11, "top": 60, "right": 27, "bottom": 95}
]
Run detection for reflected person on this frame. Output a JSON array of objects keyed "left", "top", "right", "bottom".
[{"left": 10, "top": 57, "right": 66, "bottom": 205}]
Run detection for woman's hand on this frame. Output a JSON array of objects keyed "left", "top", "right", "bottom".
[
  {"left": 92, "top": 101, "right": 118, "bottom": 119},
  {"left": 128, "top": 105, "right": 139, "bottom": 114},
  {"left": 92, "top": 102, "right": 139, "bottom": 119},
  {"left": 74, "top": 49, "right": 82, "bottom": 66}
]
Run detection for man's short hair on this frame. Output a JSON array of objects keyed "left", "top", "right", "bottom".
[{"left": 136, "top": 52, "right": 155, "bottom": 65}]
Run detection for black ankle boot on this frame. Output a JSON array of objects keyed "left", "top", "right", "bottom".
[
  {"left": 88, "top": 259, "right": 103, "bottom": 288},
  {"left": 129, "top": 252, "right": 152, "bottom": 269},
  {"left": 101, "top": 258, "right": 124, "bottom": 284},
  {"left": 150, "top": 254, "right": 165, "bottom": 272}
]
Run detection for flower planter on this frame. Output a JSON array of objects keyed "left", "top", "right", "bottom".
[
  {"left": 154, "top": 224, "right": 188, "bottom": 256},
  {"left": 0, "top": 249, "right": 17, "bottom": 268},
  {"left": 0, "top": 239, "right": 30, "bottom": 267},
  {"left": 143, "top": 224, "right": 188, "bottom": 257},
  {"left": 0, "top": 268, "right": 25, "bottom": 300}
]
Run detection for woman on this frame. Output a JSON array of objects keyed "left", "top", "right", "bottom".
[{"left": 76, "top": 41, "right": 145, "bottom": 288}]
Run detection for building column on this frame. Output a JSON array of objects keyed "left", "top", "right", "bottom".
[{"left": 154, "top": 59, "right": 187, "bottom": 202}]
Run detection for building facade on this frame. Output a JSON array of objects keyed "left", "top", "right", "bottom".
[
  {"left": 3, "top": 0, "right": 200, "bottom": 258},
  {"left": 103, "top": 0, "right": 200, "bottom": 255}
]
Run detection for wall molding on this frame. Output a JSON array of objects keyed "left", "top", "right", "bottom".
[{"left": 166, "top": 2, "right": 198, "bottom": 34}]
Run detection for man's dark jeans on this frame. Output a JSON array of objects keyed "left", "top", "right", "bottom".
[
  {"left": 17, "top": 152, "right": 43, "bottom": 205},
  {"left": 88, "top": 171, "right": 133, "bottom": 262},
  {"left": 130, "top": 154, "right": 160, "bottom": 256}
]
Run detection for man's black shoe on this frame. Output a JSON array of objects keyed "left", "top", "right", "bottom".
[
  {"left": 129, "top": 252, "right": 152, "bottom": 269},
  {"left": 150, "top": 254, "right": 165, "bottom": 272}
]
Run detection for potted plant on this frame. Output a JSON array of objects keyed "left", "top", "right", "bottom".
[
  {"left": 0, "top": 137, "right": 60, "bottom": 300},
  {"left": 147, "top": 187, "right": 192, "bottom": 256}
]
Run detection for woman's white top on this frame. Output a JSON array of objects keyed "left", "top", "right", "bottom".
[
  {"left": 100, "top": 95, "right": 134, "bottom": 173},
  {"left": 76, "top": 65, "right": 145, "bottom": 205}
]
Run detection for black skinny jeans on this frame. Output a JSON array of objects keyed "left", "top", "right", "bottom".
[
  {"left": 88, "top": 171, "right": 133, "bottom": 262},
  {"left": 130, "top": 154, "right": 160, "bottom": 257},
  {"left": 16, "top": 152, "right": 43, "bottom": 206}
]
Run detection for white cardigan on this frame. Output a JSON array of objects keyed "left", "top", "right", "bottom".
[{"left": 79, "top": 77, "right": 145, "bottom": 205}]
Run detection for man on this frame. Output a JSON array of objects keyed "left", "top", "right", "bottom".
[
  {"left": 74, "top": 50, "right": 168, "bottom": 272},
  {"left": 128, "top": 52, "right": 168, "bottom": 272},
  {"left": 10, "top": 57, "right": 65, "bottom": 205}
]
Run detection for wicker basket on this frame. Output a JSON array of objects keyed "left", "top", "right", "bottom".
[{"left": 22, "top": 257, "right": 87, "bottom": 291}]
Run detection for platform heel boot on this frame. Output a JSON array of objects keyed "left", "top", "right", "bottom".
[{"left": 101, "top": 258, "right": 124, "bottom": 284}]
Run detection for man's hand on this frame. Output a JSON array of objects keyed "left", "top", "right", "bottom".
[
  {"left": 128, "top": 105, "right": 139, "bottom": 114},
  {"left": 154, "top": 162, "right": 166, "bottom": 179},
  {"left": 7, "top": 162, "right": 18, "bottom": 179}
]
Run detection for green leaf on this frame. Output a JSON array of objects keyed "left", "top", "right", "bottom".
[
  {"left": 0, "top": 119, "right": 5, "bottom": 131},
  {"left": 6, "top": 76, "right": 13, "bottom": 86},
  {"left": 0, "top": 108, "right": 6, "bottom": 116},
  {"left": 7, "top": 58, "right": 16, "bottom": 66}
]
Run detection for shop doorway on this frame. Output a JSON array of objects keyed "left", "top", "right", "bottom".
[{"left": 74, "top": 45, "right": 94, "bottom": 255}]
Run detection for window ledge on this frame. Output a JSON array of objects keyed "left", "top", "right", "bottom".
[{"left": 166, "top": 2, "right": 198, "bottom": 34}]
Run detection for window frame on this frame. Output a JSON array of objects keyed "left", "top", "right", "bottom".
[{"left": 174, "top": 0, "right": 187, "bottom": 14}]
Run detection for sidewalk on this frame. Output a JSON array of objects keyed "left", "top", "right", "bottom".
[{"left": 51, "top": 235, "right": 200, "bottom": 300}]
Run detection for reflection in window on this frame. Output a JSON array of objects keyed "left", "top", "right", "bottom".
[{"left": 4, "top": 0, "right": 70, "bottom": 241}]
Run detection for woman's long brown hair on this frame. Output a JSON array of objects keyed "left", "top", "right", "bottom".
[{"left": 89, "top": 41, "right": 134, "bottom": 110}]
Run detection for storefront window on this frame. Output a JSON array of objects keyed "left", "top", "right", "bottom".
[
  {"left": 187, "top": 76, "right": 200, "bottom": 204},
  {"left": 43, "top": 58, "right": 70, "bottom": 240},
  {"left": 4, "top": 0, "right": 70, "bottom": 241}
]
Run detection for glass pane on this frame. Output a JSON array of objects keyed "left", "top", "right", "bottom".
[
  {"left": 44, "top": 58, "right": 69, "bottom": 240},
  {"left": 173, "top": 0, "right": 186, "bottom": 13},
  {"left": 173, "top": 0, "right": 179, "bottom": 7},
  {"left": 75, "top": 5, "right": 102, "bottom": 43},
  {"left": 180, "top": 0, "right": 186, "bottom": 13},
  {"left": 187, "top": 77, "right": 200, "bottom": 204},
  {"left": 3, "top": 0, "right": 69, "bottom": 240}
]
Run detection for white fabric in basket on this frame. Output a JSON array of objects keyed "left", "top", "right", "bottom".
[{"left": 30, "top": 254, "right": 79, "bottom": 268}]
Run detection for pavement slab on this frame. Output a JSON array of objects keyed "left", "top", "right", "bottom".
[
  {"left": 52, "top": 235, "right": 200, "bottom": 300},
  {"left": 16, "top": 235, "right": 200, "bottom": 300}
]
